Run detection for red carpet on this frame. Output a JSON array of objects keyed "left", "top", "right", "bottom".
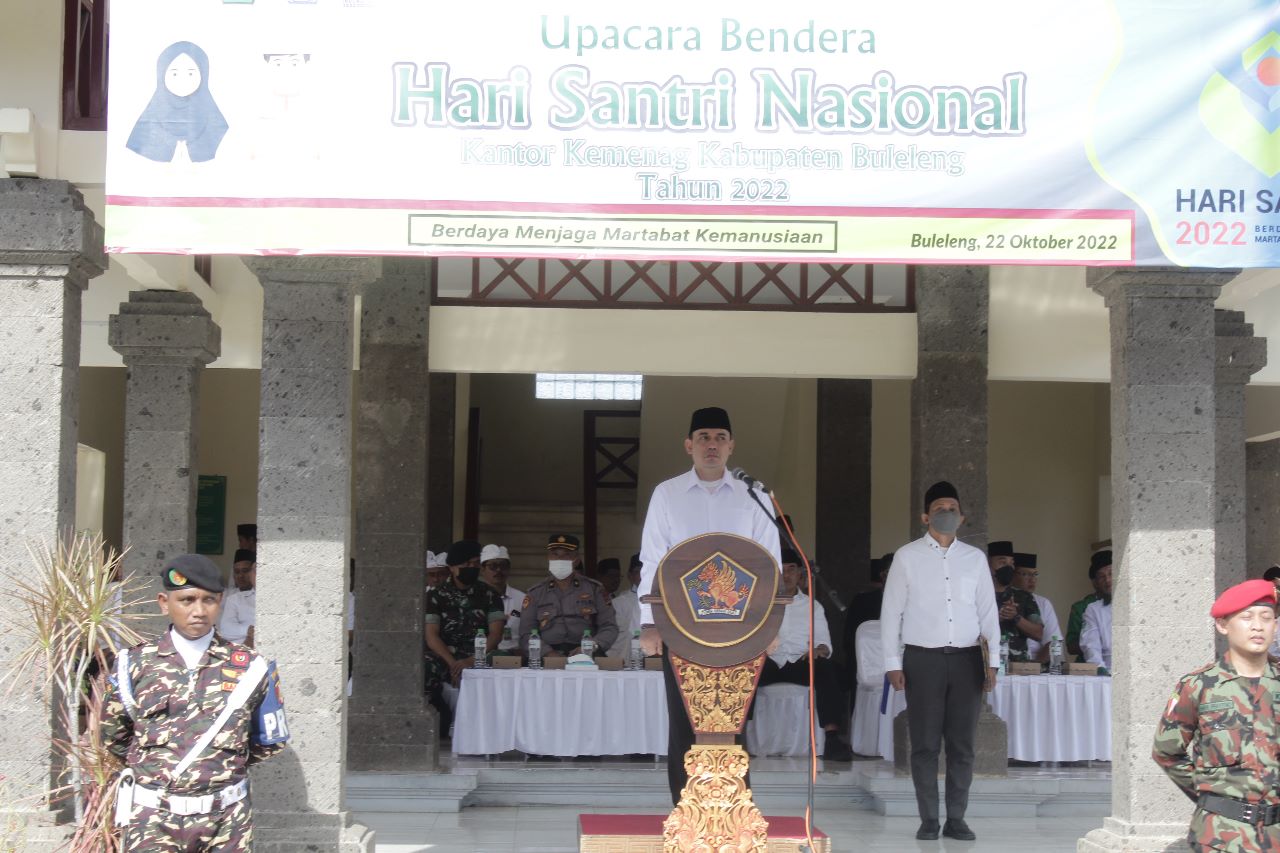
[{"left": 578, "top": 814, "right": 829, "bottom": 852}]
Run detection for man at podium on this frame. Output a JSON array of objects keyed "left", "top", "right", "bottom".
[{"left": 637, "top": 406, "right": 783, "bottom": 805}]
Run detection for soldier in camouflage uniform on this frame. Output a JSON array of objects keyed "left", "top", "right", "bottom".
[
  {"left": 1153, "top": 578, "right": 1280, "bottom": 852},
  {"left": 424, "top": 540, "right": 505, "bottom": 729},
  {"left": 102, "top": 554, "right": 289, "bottom": 852},
  {"left": 987, "top": 541, "right": 1043, "bottom": 660}
]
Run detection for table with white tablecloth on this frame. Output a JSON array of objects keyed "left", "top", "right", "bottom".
[
  {"left": 452, "top": 668, "right": 668, "bottom": 756},
  {"left": 872, "top": 674, "right": 1112, "bottom": 763}
]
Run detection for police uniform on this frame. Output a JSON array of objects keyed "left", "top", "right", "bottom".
[
  {"left": 1153, "top": 579, "right": 1280, "bottom": 853},
  {"left": 518, "top": 534, "right": 618, "bottom": 655},
  {"left": 102, "top": 555, "right": 288, "bottom": 852}
]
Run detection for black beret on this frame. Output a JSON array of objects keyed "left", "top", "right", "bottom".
[
  {"left": 236, "top": 524, "right": 257, "bottom": 538},
  {"left": 780, "top": 547, "right": 801, "bottom": 567},
  {"left": 923, "top": 480, "right": 960, "bottom": 512},
  {"left": 1088, "top": 549, "right": 1113, "bottom": 579},
  {"left": 688, "top": 407, "right": 732, "bottom": 436},
  {"left": 987, "top": 540, "right": 1015, "bottom": 558},
  {"left": 629, "top": 552, "right": 642, "bottom": 570},
  {"left": 446, "top": 540, "right": 482, "bottom": 566},
  {"left": 1014, "top": 552, "right": 1037, "bottom": 568},
  {"left": 161, "top": 554, "right": 224, "bottom": 593},
  {"left": 546, "top": 534, "right": 580, "bottom": 551},
  {"left": 1264, "top": 566, "right": 1280, "bottom": 582},
  {"left": 597, "top": 558, "right": 621, "bottom": 574},
  {"left": 233, "top": 549, "right": 256, "bottom": 564}
]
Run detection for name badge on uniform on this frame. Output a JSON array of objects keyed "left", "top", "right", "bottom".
[{"left": 1198, "top": 700, "right": 1233, "bottom": 713}]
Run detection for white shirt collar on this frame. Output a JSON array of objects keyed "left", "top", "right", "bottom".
[
  {"left": 923, "top": 531, "right": 956, "bottom": 551},
  {"left": 681, "top": 466, "right": 734, "bottom": 493},
  {"left": 170, "top": 627, "right": 214, "bottom": 670}
]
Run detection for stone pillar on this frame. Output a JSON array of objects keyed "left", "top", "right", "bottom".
[
  {"left": 427, "top": 372, "right": 457, "bottom": 549},
  {"left": 911, "top": 266, "right": 989, "bottom": 544},
  {"left": 1214, "top": 310, "right": 1265, "bottom": 589},
  {"left": 1247, "top": 437, "right": 1280, "bottom": 574},
  {"left": 0, "top": 179, "right": 105, "bottom": 846},
  {"left": 349, "top": 258, "right": 436, "bottom": 770},
  {"left": 109, "top": 291, "right": 220, "bottom": 635},
  {"left": 815, "top": 378, "right": 872, "bottom": 656},
  {"left": 244, "top": 257, "right": 379, "bottom": 853},
  {"left": 1079, "top": 268, "right": 1232, "bottom": 853}
]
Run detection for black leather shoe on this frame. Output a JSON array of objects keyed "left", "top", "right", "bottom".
[
  {"left": 821, "top": 738, "right": 854, "bottom": 762},
  {"left": 943, "top": 818, "right": 976, "bottom": 841},
  {"left": 915, "top": 820, "right": 940, "bottom": 840}
]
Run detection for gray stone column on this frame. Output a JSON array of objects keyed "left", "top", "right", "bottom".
[
  {"left": 815, "top": 378, "right": 872, "bottom": 658},
  {"left": 0, "top": 179, "right": 105, "bottom": 846},
  {"left": 244, "top": 257, "right": 379, "bottom": 853},
  {"left": 911, "top": 266, "right": 989, "bottom": 544},
  {"left": 1247, "top": 437, "right": 1280, "bottom": 575},
  {"left": 427, "top": 372, "right": 457, "bottom": 550},
  {"left": 349, "top": 258, "right": 436, "bottom": 770},
  {"left": 109, "top": 291, "right": 220, "bottom": 635},
  {"left": 1079, "top": 268, "right": 1233, "bottom": 853},
  {"left": 1214, "top": 310, "right": 1265, "bottom": 590}
]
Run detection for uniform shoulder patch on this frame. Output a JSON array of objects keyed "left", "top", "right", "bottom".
[
  {"left": 522, "top": 596, "right": 531, "bottom": 609},
  {"left": 229, "top": 649, "right": 251, "bottom": 668}
]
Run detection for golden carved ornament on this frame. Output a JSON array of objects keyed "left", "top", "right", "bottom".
[
  {"left": 670, "top": 654, "right": 763, "bottom": 734},
  {"left": 664, "top": 745, "right": 767, "bottom": 853}
]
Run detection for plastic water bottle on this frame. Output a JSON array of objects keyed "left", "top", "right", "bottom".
[
  {"left": 1048, "top": 635, "right": 1065, "bottom": 676},
  {"left": 473, "top": 629, "right": 487, "bottom": 669},
  {"left": 528, "top": 629, "right": 542, "bottom": 670},
  {"left": 998, "top": 633, "right": 1010, "bottom": 676},
  {"left": 581, "top": 628, "right": 595, "bottom": 659},
  {"left": 628, "top": 630, "right": 643, "bottom": 671},
  {"left": 502, "top": 625, "right": 513, "bottom": 650}
]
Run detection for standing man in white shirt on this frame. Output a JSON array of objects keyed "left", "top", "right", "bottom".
[
  {"left": 881, "top": 481, "right": 1000, "bottom": 843},
  {"left": 217, "top": 548, "right": 257, "bottom": 645},
  {"left": 1080, "top": 561, "right": 1114, "bottom": 670},
  {"left": 1011, "top": 552, "right": 1062, "bottom": 660},
  {"left": 481, "top": 543, "right": 524, "bottom": 651},
  {"left": 757, "top": 548, "right": 853, "bottom": 761},
  {"left": 638, "top": 406, "right": 782, "bottom": 806}
]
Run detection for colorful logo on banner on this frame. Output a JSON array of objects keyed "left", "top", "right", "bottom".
[
  {"left": 681, "top": 553, "right": 756, "bottom": 621},
  {"left": 1200, "top": 24, "right": 1280, "bottom": 177}
]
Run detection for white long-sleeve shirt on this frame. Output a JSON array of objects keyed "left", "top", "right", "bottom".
[
  {"left": 607, "top": 589, "right": 641, "bottom": 657},
  {"left": 1025, "top": 593, "right": 1061, "bottom": 659},
  {"left": 217, "top": 588, "right": 256, "bottom": 643},
  {"left": 638, "top": 466, "right": 782, "bottom": 624},
  {"left": 1080, "top": 599, "right": 1113, "bottom": 669},
  {"left": 769, "top": 591, "right": 831, "bottom": 667},
  {"left": 498, "top": 585, "right": 525, "bottom": 651},
  {"left": 880, "top": 533, "right": 1001, "bottom": 672}
]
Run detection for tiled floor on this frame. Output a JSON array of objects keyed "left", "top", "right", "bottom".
[{"left": 370, "top": 806, "right": 1102, "bottom": 852}]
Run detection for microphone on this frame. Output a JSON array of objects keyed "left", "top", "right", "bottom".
[{"left": 730, "top": 467, "right": 768, "bottom": 492}]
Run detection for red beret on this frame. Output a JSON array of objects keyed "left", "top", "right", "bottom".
[{"left": 1210, "top": 579, "right": 1278, "bottom": 618}]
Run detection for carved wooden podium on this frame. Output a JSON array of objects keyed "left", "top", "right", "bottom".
[{"left": 641, "top": 533, "right": 790, "bottom": 853}]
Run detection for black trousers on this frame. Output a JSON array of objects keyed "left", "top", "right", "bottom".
[
  {"left": 902, "top": 645, "right": 984, "bottom": 822},
  {"left": 756, "top": 657, "right": 846, "bottom": 729},
  {"left": 662, "top": 647, "right": 750, "bottom": 805}
]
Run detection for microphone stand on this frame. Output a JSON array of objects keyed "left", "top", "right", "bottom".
[{"left": 744, "top": 486, "right": 846, "bottom": 613}]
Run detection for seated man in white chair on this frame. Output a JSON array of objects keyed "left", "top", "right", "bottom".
[{"left": 755, "top": 548, "right": 853, "bottom": 761}]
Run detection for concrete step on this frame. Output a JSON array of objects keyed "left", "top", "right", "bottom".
[{"left": 345, "top": 758, "right": 1110, "bottom": 819}]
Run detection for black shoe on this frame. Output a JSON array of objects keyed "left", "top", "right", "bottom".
[
  {"left": 821, "top": 738, "right": 853, "bottom": 762},
  {"left": 943, "top": 819, "right": 976, "bottom": 841},
  {"left": 915, "top": 820, "right": 940, "bottom": 840}
]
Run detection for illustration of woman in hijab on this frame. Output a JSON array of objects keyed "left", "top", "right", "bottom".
[{"left": 126, "top": 41, "right": 229, "bottom": 163}]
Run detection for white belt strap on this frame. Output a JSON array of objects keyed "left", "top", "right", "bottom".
[
  {"left": 116, "top": 649, "right": 138, "bottom": 722},
  {"left": 113, "top": 769, "right": 136, "bottom": 827},
  {"left": 172, "top": 657, "right": 269, "bottom": 781},
  {"left": 131, "top": 779, "right": 249, "bottom": 817}
]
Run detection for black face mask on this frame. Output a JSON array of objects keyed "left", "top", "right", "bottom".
[
  {"left": 457, "top": 566, "right": 480, "bottom": 586},
  {"left": 995, "top": 566, "right": 1015, "bottom": 586}
]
